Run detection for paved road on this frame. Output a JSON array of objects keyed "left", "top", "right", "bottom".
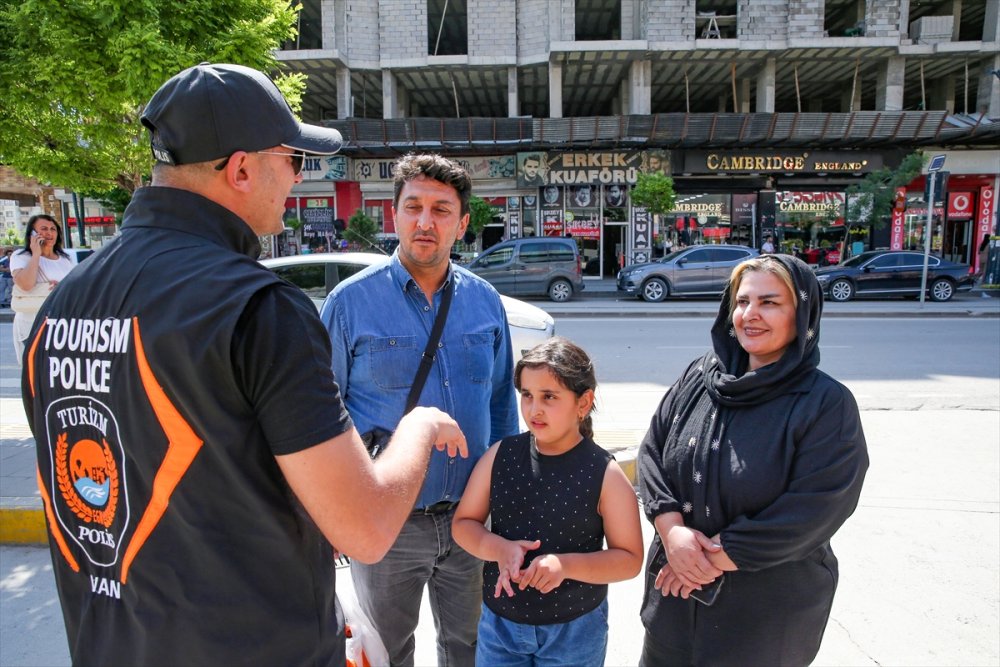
[{"left": 2, "top": 313, "right": 999, "bottom": 666}]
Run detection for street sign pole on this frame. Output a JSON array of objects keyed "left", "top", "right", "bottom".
[
  {"left": 920, "top": 155, "right": 947, "bottom": 305},
  {"left": 919, "top": 174, "right": 935, "bottom": 305}
]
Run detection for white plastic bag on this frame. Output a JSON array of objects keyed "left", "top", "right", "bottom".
[{"left": 340, "top": 584, "right": 389, "bottom": 667}]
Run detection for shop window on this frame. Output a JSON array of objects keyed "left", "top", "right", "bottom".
[
  {"left": 575, "top": 0, "right": 621, "bottom": 41},
  {"left": 428, "top": 0, "right": 467, "bottom": 55}
]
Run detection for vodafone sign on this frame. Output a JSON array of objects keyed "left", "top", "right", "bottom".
[{"left": 948, "top": 192, "right": 973, "bottom": 219}]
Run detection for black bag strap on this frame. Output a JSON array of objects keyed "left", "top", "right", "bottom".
[{"left": 403, "top": 277, "right": 453, "bottom": 415}]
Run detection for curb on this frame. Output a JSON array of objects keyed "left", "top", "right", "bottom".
[{"left": 0, "top": 507, "right": 47, "bottom": 544}]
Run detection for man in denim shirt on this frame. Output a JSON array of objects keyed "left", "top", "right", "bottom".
[{"left": 321, "top": 154, "right": 519, "bottom": 666}]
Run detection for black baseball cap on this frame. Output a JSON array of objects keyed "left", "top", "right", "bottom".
[{"left": 140, "top": 62, "right": 342, "bottom": 165}]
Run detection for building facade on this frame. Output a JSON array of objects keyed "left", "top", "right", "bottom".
[{"left": 273, "top": 0, "right": 1000, "bottom": 276}]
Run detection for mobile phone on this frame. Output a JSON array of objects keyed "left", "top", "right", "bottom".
[{"left": 689, "top": 574, "right": 725, "bottom": 606}]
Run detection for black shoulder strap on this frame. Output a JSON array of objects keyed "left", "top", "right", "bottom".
[{"left": 403, "top": 277, "right": 453, "bottom": 414}]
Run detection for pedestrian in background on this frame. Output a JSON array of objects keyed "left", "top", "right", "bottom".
[
  {"left": 10, "top": 214, "right": 73, "bottom": 365},
  {"left": 975, "top": 235, "right": 991, "bottom": 297},
  {"left": 760, "top": 234, "right": 775, "bottom": 254},
  {"left": 321, "top": 153, "right": 519, "bottom": 666},
  {"left": 453, "top": 336, "right": 643, "bottom": 667},
  {"left": 0, "top": 247, "right": 13, "bottom": 307},
  {"left": 23, "top": 62, "right": 467, "bottom": 667},
  {"left": 637, "top": 254, "right": 869, "bottom": 665}
]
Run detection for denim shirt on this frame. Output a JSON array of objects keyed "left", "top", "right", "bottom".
[{"left": 320, "top": 253, "right": 519, "bottom": 508}]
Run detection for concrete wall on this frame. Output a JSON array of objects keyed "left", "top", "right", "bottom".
[
  {"left": 646, "top": 0, "right": 695, "bottom": 44},
  {"left": 470, "top": 1, "right": 516, "bottom": 59}
]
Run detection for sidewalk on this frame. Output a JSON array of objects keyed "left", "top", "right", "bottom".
[{"left": 2, "top": 285, "right": 999, "bottom": 544}]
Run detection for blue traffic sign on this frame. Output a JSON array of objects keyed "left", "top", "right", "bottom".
[{"left": 928, "top": 154, "right": 947, "bottom": 172}]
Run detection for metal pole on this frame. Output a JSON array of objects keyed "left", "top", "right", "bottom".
[{"left": 919, "top": 174, "right": 935, "bottom": 305}]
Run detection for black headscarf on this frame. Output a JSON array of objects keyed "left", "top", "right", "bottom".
[{"left": 703, "top": 254, "right": 824, "bottom": 407}]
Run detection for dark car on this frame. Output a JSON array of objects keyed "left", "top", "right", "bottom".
[
  {"left": 814, "top": 250, "right": 974, "bottom": 302},
  {"left": 616, "top": 244, "right": 759, "bottom": 302},
  {"left": 466, "top": 237, "right": 585, "bottom": 302}
]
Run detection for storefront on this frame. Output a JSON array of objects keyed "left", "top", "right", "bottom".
[{"left": 890, "top": 150, "right": 998, "bottom": 273}]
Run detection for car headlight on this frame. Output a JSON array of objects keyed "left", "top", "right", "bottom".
[{"left": 816, "top": 274, "right": 830, "bottom": 284}]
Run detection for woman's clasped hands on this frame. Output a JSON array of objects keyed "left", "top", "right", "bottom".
[{"left": 655, "top": 525, "right": 723, "bottom": 600}]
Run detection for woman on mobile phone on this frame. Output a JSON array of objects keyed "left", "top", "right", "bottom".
[
  {"left": 637, "top": 255, "right": 869, "bottom": 666},
  {"left": 10, "top": 214, "right": 73, "bottom": 365}
]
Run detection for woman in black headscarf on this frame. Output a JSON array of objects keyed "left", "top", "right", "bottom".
[{"left": 638, "top": 254, "right": 869, "bottom": 666}]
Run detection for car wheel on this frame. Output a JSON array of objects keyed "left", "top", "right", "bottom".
[
  {"left": 930, "top": 278, "right": 954, "bottom": 302},
  {"left": 829, "top": 278, "right": 854, "bottom": 302},
  {"left": 641, "top": 278, "right": 668, "bottom": 302},
  {"left": 548, "top": 279, "right": 573, "bottom": 302}
]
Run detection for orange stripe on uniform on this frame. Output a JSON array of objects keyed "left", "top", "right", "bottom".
[
  {"left": 37, "top": 467, "right": 80, "bottom": 572},
  {"left": 120, "top": 317, "right": 204, "bottom": 584},
  {"left": 26, "top": 319, "right": 47, "bottom": 397}
]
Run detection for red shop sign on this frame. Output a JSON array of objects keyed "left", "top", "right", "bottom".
[{"left": 947, "top": 192, "right": 973, "bottom": 219}]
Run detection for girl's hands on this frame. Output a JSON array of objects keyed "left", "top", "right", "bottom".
[
  {"left": 519, "top": 554, "right": 565, "bottom": 594},
  {"left": 29, "top": 233, "right": 44, "bottom": 255},
  {"left": 493, "top": 539, "right": 541, "bottom": 598}
]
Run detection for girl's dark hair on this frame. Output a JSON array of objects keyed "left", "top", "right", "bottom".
[
  {"left": 392, "top": 154, "right": 472, "bottom": 217},
  {"left": 514, "top": 336, "right": 597, "bottom": 439},
  {"left": 20, "top": 214, "right": 68, "bottom": 258}
]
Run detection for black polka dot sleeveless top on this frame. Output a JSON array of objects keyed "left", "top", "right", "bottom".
[{"left": 484, "top": 431, "right": 611, "bottom": 625}]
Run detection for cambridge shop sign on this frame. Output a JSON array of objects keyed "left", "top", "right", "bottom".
[{"left": 683, "top": 151, "right": 883, "bottom": 175}]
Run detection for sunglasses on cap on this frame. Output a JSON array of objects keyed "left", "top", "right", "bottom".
[{"left": 214, "top": 150, "right": 306, "bottom": 175}]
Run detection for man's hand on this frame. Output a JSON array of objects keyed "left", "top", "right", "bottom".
[{"left": 402, "top": 406, "right": 468, "bottom": 458}]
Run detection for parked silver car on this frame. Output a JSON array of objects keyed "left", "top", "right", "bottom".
[
  {"left": 260, "top": 252, "right": 555, "bottom": 359},
  {"left": 465, "top": 237, "right": 585, "bottom": 302},
  {"left": 617, "top": 244, "right": 760, "bottom": 302}
]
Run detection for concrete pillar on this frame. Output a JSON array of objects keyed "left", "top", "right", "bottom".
[
  {"left": 984, "top": 0, "right": 999, "bottom": 41},
  {"left": 977, "top": 53, "right": 1000, "bottom": 118},
  {"left": 898, "top": 0, "right": 911, "bottom": 38},
  {"left": 507, "top": 67, "right": 519, "bottom": 117},
  {"left": 951, "top": 0, "right": 963, "bottom": 40},
  {"left": 739, "top": 79, "right": 751, "bottom": 113},
  {"left": 929, "top": 76, "right": 956, "bottom": 113},
  {"left": 756, "top": 58, "right": 776, "bottom": 112},
  {"left": 382, "top": 70, "right": 403, "bottom": 119},
  {"left": 336, "top": 67, "right": 352, "bottom": 119},
  {"left": 876, "top": 57, "right": 906, "bottom": 111},
  {"left": 628, "top": 60, "right": 651, "bottom": 114},
  {"left": 548, "top": 60, "right": 563, "bottom": 118}
]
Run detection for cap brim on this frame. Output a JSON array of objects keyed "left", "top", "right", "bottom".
[{"left": 283, "top": 123, "right": 343, "bottom": 155}]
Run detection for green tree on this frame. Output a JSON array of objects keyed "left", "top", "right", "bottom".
[
  {"left": 841, "top": 151, "right": 925, "bottom": 261},
  {"left": 467, "top": 195, "right": 496, "bottom": 240},
  {"left": 629, "top": 172, "right": 677, "bottom": 250},
  {"left": 628, "top": 172, "right": 677, "bottom": 219},
  {"left": 343, "top": 209, "right": 382, "bottom": 251},
  {"left": 0, "top": 0, "right": 303, "bottom": 195}
]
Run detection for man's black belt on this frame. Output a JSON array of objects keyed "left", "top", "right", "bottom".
[{"left": 414, "top": 501, "right": 459, "bottom": 515}]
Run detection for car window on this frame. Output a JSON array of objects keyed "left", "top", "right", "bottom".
[
  {"left": 519, "top": 242, "right": 550, "bottom": 263},
  {"left": 897, "top": 252, "right": 936, "bottom": 268},
  {"left": 683, "top": 249, "right": 712, "bottom": 263},
  {"left": 868, "top": 254, "right": 901, "bottom": 269},
  {"left": 477, "top": 247, "right": 513, "bottom": 267},
  {"left": 273, "top": 264, "right": 326, "bottom": 300},
  {"left": 546, "top": 244, "right": 576, "bottom": 262},
  {"left": 712, "top": 248, "right": 750, "bottom": 263}
]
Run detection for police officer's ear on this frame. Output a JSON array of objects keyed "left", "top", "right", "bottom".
[{"left": 216, "top": 151, "right": 254, "bottom": 193}]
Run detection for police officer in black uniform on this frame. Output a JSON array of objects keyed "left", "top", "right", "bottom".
[{"left": 23, "top": 62, "right": 467, "bottom": 667}]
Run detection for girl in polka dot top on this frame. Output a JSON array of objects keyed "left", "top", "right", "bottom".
[{"left": 453, "top": 336, "right": 643, "bottom": 667}]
